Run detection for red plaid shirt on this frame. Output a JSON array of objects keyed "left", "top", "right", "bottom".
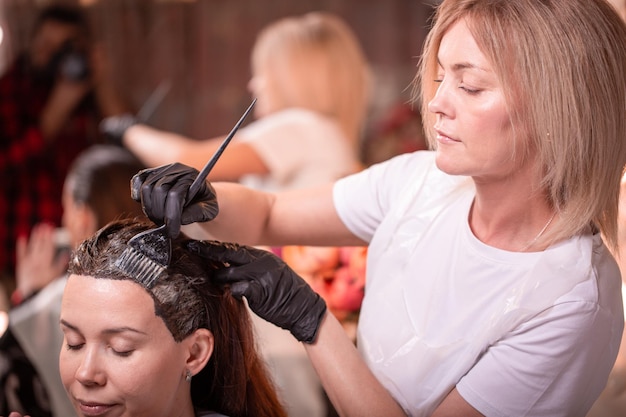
[{"left": 0, "top": 55, "right": 102, "bottom": 277}]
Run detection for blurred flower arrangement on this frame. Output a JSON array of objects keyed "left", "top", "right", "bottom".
[
  {"left": 361, "top": 102, "right": 427, "bottom": 166},
  {"left": 280, "top": 245, "right": 367, "bottom": 323}
]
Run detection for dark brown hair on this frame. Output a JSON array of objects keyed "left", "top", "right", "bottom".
[
  {"left": 65, "top": 145, "right": 146, "bottom": 227},
  {"left": 68, "top": 218, "right": 287, "bottom": 417},
  {"left": 33, "top": 3, "right": 91, "bottom": 40}
]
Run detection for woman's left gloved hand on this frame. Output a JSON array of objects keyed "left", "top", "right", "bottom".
[{"left": 187, "top": 240, "right": 327, "bottom": 344}]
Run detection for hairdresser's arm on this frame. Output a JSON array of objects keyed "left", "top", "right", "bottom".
[
  {"left": 194, "top": 182, "right": 363, "bottom": 247},
  {"left": 305, "top": 312, "right": 406, "bottom": 416},
  {"left": 132, "top": 162, "right": 362, "bottom": 245},
  {"left": 306, "top": 314, "right": 483, "bottom": 417},
  {"left": 124, "top": 125, "right": 268, "bottom": 181}
]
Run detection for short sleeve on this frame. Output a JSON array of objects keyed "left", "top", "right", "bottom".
[
  {"left": 333, "top": 151, "right": 438, "bottom": 242},
  {"left": 238, "top": 108, "right": 356, "bottom": 189}
]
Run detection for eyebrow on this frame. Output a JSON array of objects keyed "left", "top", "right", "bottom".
[
  {"left": 60, "top": 319, "right": 148, "bottom": 336},
  {"left": 437, "top": 58, "right": 489, "bottom": 73}
]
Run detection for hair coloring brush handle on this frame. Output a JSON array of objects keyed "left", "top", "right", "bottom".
[
  {"left": 115, "top": 98, "right": 257, "bottom": 287},
  {"left": 187, "top": 98, "right": 257, "bottom": 202}
]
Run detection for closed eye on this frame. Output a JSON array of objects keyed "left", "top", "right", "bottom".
[
  {"left": 111, "top": 348, "right": 134, "bottom": 357},
  {"left": 66, "top": 343, "right": 84, "bottom": 351},
  {"left": 460, "top": 85, "right": 480, "bottom": 94}
]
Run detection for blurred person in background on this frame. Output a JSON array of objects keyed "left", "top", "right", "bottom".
[
  {"left": 102, "top": 11, "right": 370, "bottom": 192},
  {"left": 0, "top": 145, "right": 145, "bottom": 417},
  {"left": 0, "top": 3, "right": 128, "bottom": 291}
]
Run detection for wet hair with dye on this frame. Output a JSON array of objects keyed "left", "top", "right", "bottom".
[{"left": 64, "top": 145, "right": 146, "bottom": 227}]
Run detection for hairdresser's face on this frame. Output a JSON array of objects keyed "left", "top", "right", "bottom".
[
  {"left": 428, "top": 19, "right": 523, "bottom": 181},
  {"left": 60, "top": 275, "right": 194, "bottom": 417}
]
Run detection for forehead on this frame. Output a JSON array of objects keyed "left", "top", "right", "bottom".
[
  {"left": 62, "top": 275, "right": 164, "bottom": 334},
  {"left": 437, "top": 19, "right": 491, "bottom": 72}
]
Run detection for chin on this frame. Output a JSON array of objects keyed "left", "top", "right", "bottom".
[{"left": 434, "top": 153, "right": 466, "bottom": 176}]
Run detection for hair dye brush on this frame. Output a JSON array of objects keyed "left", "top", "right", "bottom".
[{"left": 115, "top": 98, "right": 257, "bottom": 288}]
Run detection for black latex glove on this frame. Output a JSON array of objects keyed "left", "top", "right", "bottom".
[
  {"left": 187, "top": 240, "right": 327, "bottom": 344},
  {"left": 99, "top": 113, "right": 138, "bottom": 146},
  {"left": 131, "top": 163, "right": 219, "bottom": 238}
]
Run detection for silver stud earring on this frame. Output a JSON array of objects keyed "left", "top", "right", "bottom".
[{"left": 185, "top": 369, "right": 192, "bottom": 383}]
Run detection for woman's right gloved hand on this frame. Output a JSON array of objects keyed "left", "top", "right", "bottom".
[
  {"left": 130, "top": 163, "right": 219, "bottom": 238},
  {"left": 187, "top": 240, "right": 327, "bottom": 344}
]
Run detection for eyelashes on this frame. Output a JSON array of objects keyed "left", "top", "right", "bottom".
[
  {"left": 64, "top": 343, "right": 135, "bottom": 357},
  {"left": 433, "top": 78, "right": 481, "bottom": 95},
  {"left": 66, "top": 343, "right": 83, "bottom": 351}
]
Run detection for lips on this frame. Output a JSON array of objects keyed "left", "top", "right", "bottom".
[
  {"left": 75, "top": 400, "right": 117, "bottom": 416},
  {"left": 434, "top": 127, "right": 460, "bottom": 143}
]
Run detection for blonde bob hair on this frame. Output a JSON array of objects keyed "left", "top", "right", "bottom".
[
  {"left": 251, "top": 12, "right": 371, "bottom": 148},
  {"left": 418, "top": 0, "right": 626, "bottom": 250}
]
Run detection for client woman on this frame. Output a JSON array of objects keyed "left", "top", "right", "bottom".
[{"left": 57, "top": 218, "right": 287, "bottom": 417}]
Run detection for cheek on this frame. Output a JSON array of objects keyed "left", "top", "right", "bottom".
[
  {"left": 126, "top": 344, "right": 187, "bottom": 396},
  {"left": 489, "top": 116, "right": 516, "bottom": 160},
  {"left": 467, "top": 101, "right": 514, "bottom": 153},
  {"left": 127, "top": 363, "right": 183, "bottom": 415},
  {"left": 58, "top": 348, "right": 76, "bottom": 389},
  {"left": 468, "top": 97, "right": 509, "bottom": 130}
]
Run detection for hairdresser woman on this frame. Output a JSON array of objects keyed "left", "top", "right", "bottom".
[{"left": 132, "top": 0, "right": 626, "bottom": 416}]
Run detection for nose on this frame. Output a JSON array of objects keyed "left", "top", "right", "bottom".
[
  {"left": 247, "top": 75, "right": 262, "bottom": 96},
  {"left": 427, "top": 80, "right": 452, "bottom": 118},
  {"left": 248, "top": 77, "right": 270, "bottom": 119},
  {"left": 74, "top": 346, "right": 106, "bottom": 387}
]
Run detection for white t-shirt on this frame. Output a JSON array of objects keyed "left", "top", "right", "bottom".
[
  {"left": 333, "top": 151, "right": 624, "bottom": 417},
  {"left": 237, "top": 108, "right": 358, "bottom": 191}
]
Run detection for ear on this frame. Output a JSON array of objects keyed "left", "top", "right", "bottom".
[{"left": 184, "top": 328, "right": 214, "bottom": 377}]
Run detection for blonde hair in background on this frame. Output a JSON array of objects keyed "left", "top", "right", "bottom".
[
  {"left": 417, "top": 0, "right": 626, "bottom": 250},
  {"left": 251, "top": 12, "right": 371, "bottom": 149}
]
